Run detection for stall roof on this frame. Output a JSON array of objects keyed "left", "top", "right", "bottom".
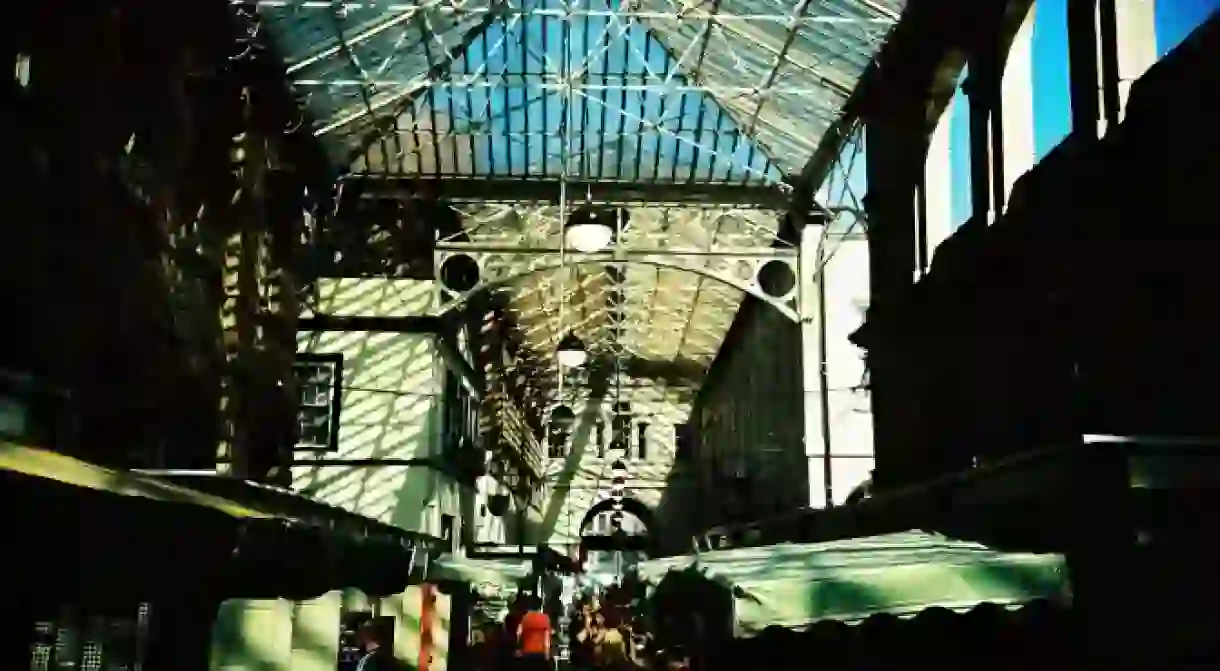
[
  {"left": 0, "top": 443, "right": 269, "bottom": 519},
  {"left": 640, "top": 531, "right": 1068, "bottom": 634},
  {"left": 149, "top": 472, "right": 434, "bottom": 549}
]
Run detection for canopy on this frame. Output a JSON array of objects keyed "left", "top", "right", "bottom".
[
  {"left": 429, "top": 555, "right": 534, "bottom": 596},
  {"left": 640, "top": 531, "right": 1069, "bottom": 635},
  {"left": 156, "top": 473, "right": 433, "bottom": 596},
  {"left": 0, "top": 443, "right": 419, "bottom": 602},
  {"left": 0, "top": 442, "right": 270, "bottom": 518}
]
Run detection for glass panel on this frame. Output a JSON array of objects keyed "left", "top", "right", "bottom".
[{"left": 298, "top": 408, "right": 332, "bottom": 448}]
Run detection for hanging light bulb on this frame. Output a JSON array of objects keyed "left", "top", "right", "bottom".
[
  {"left": 564, "top": 207, "right": 615, "bottom": 253},
  {"left": 557, "top": 332, "right": 588, "bottom": 368}
]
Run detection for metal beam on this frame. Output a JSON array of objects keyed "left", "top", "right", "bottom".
[
  {"left": 333, "top": 3, "right": 507, "bottom": 149},
  {"left": 247, "top": 3, "right": 895, "bottom": 25},
  {"left": 343, "top": 175, "right": 790, "bottom": 209},
  {"left": 298, "top": 314, "right": 441, "bottom": 332},
  {"left": 297, "top": 77, "right": 857, "bottom": 98}
]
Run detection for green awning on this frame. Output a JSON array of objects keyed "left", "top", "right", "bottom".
[
  {"left": 429, "top": 555, "right": 533, "bottom": 595},
  {"left": 0, "top": 443, "right": 414, "bottom": 601},
  {"left": 641, "top": 531, "right": 1070, "bottom": 635},
  {"left": 0, "top": 442, "right": 272, "bottom": 518}
]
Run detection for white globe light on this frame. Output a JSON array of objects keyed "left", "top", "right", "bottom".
[
  {"left": 557, "top": 348, "right": 588, "bottom": 368},
  {"left": 557, "top": 332, "right": 588, "bottom": 368},
  {"left": 564, "top": 221, "right": 614, "bottom": 253}
]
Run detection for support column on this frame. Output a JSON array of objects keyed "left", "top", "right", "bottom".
[
  {"left": 1070, "top": 0, "right": 1159, "bottom": 137},
  {"left": 290, "top": 591, "right": 342, "bottom": 671},
  {"left": 1068, "top": 0, "right": 1102, "bottom": 138},
  {"left": 378, "top": 585, "right": 448, "bottom": 670},
  {"left": 863, "top": 99, "right": 925, "bottom": 491},
  {"left": 209, "top": 599, "right": 294, "bottom": 671},
  {"left": 799, "top": 217, "right": 830, "bottom": 508},
  {"left": 217, "top": 88, "right": 300, "bottom": 485},
  {"left": 965, "top": 38, "right": 1004, "bottom": 225}
]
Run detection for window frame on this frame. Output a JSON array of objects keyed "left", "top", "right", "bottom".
[{"left": 293, "top": 352, "right": 344, "bottom": 452}]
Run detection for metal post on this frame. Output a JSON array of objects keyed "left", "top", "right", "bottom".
[{"left": 798, "top": 217, "right": 831, "bottom": 507}]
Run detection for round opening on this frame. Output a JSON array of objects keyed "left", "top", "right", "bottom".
[
  {"left": 757, "top": 259, "right": 796, "bottom": 298},
  {"left": 439, "top": 253, "right": 480, "bottom": 293}
]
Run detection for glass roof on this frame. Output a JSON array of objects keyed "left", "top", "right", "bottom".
[{"left": 257, "top": 0, "right": 904, "bottom": 188}]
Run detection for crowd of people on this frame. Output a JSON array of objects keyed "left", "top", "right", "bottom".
[
  {"left": 470, "top": 577, "right": 693, "bottom": 671},
  {"left": 567, "top": 593, "right": 690, "bottom": 671}
]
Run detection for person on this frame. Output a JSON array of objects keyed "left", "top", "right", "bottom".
[
  {"left": 570, "top": 600, "right": 594, "bottom": 670},
  {"left": 594, "top": 613, "right": 635, "bottom": 671},
  {"left": 471, "top": 621, "right": 501, "bottom": 671},
  {"left": 504, "top": 595, "right": 529, "bottom": 670},
  {"left": 354, "top": 619, "right": 400, "bottom": 671},
  {"left": 516, "top": 595, "right": 552, "bottom": 671}
]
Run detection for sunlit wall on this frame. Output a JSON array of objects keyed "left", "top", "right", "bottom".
[
  {"left": 293, "top": 278, "right": 462, "bottom": 538},
  {"left": 812, "top": 236, "right": 874, "bottom": 507},
  {"left": 538, "top": 389, "right": 691, "bottom": 551}
]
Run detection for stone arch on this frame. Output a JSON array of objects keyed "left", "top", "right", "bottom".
[{"left": 578, "top": 496, "right": 655, "bottom": 535}]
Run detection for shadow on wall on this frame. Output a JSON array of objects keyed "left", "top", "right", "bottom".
[
  {"left": 651, "top": 457, "right": 703, "bottom": 556},
  {"left": 504, "top": 510, "right": 548, "bottom": 547},
  {"left": 292, "top": 281, "right": 453, "bottom": 533},
  {"left": 537, "top": 368, "right": 612, "bottom": 542}
]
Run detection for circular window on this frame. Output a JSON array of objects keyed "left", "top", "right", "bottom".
[
  {"left": 756, "top": 259, "right": 796, "bottom": 298},
  {"left": 439, "top": 253, "right": 480, "bottom": 293}
]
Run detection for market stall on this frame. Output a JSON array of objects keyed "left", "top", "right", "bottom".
[{"left": 640, "top": 530, "right": 1069, "bottom": 637}]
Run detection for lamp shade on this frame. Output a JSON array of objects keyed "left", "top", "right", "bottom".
[
  {"left": 564, "top": 209, "right": 614, "bottom": 253},
  {"left": 557, "top": 332, "right": 588, "bottom": 368}
]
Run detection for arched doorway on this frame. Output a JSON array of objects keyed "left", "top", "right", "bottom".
[
  {"left": 578, "top": 497, "right": 655, "bottom": 557},
  {"left": 578, "top": 496, "right": 655, "bottom": 535}
]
